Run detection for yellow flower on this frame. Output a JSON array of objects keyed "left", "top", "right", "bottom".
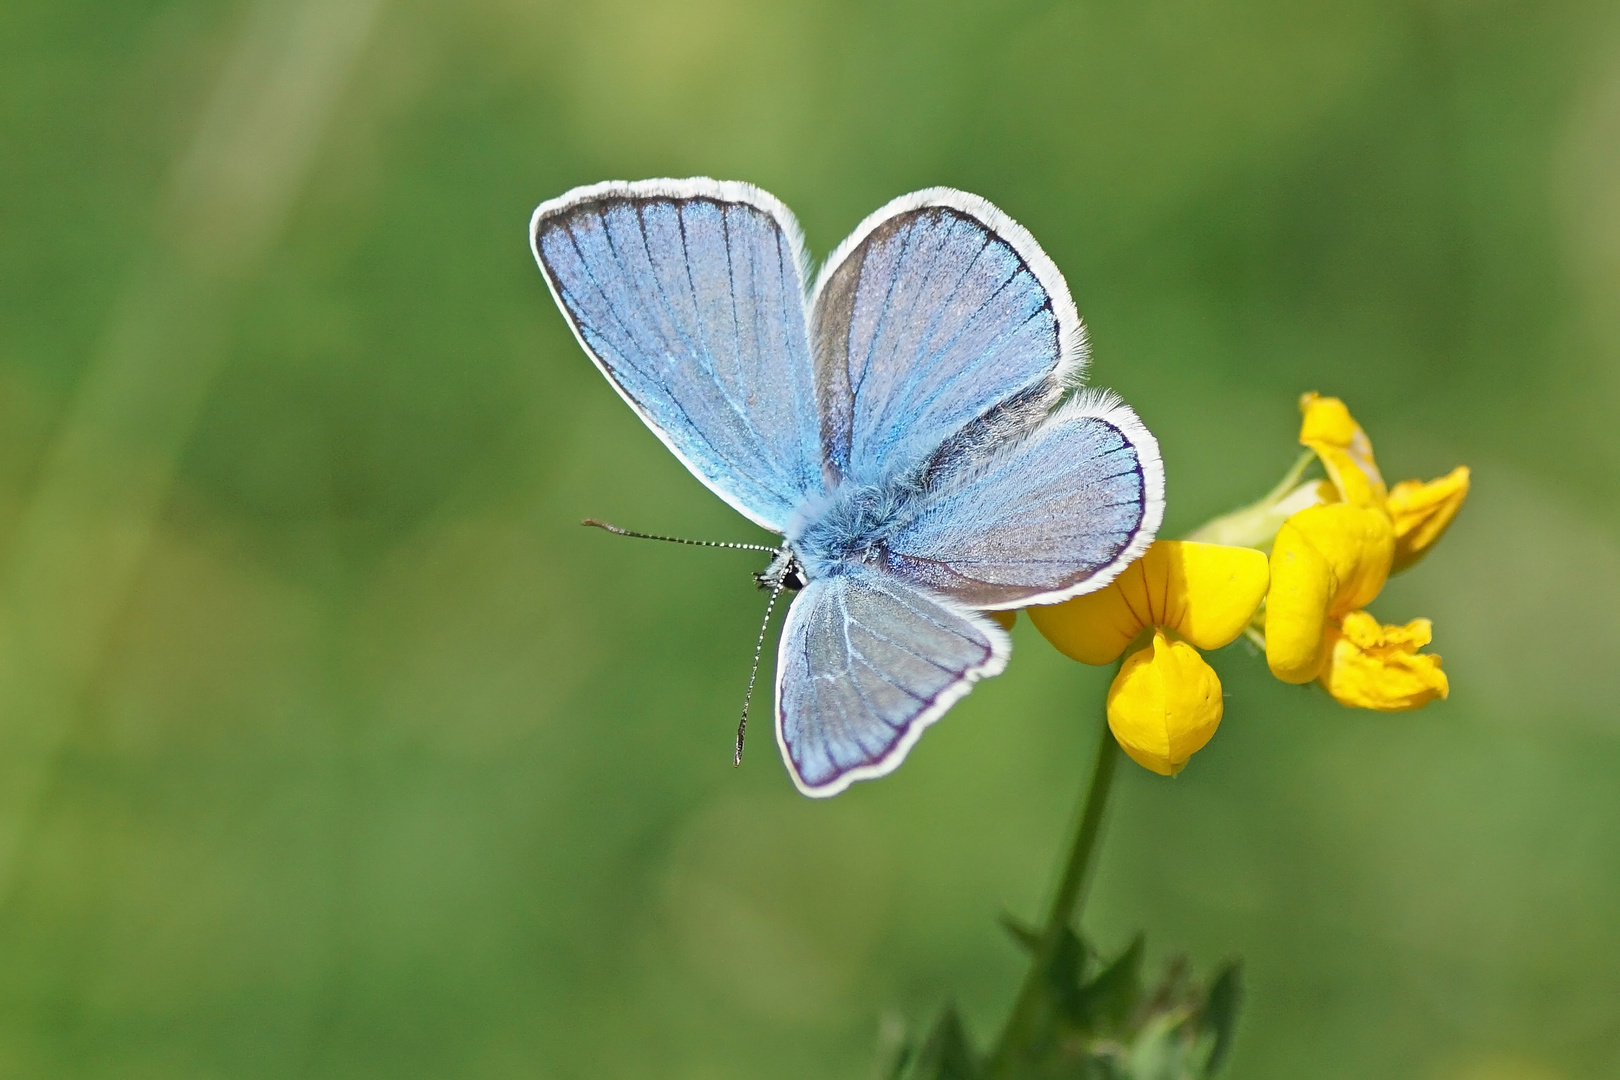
[
  {"left": 1107, "top": 630, "right": 1223, "bottom": 775},
  {"left": 1265, "top": 501, "right": 1394, "bottom": 682},
  {"left": 1264, "top": 393, "right": 1464, "bottom": 708},
  {"left": 1319, "top": 612, "right": 1449, "bottom": 711},
  {"left": 1030, "top": 541, "right": 1269, "bottom": 775},
  {"left": 1387, "top": 466, "right": 1470, "bottom": 572},
  {"left": 1297, "top": 391, "right": 1386, "bottom": 507}
]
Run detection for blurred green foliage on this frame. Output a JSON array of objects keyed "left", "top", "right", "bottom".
[
  {"left": 1, "top": 0, "right": 1618, "bottom": 1077},
  {"left": 891, "top": 925, "right": 1241, "bottom": 1080}
]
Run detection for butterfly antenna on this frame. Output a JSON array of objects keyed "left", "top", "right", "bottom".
[
  {"left": 735, "top": 579, "right": 787, "bottom": 767},
  {"left": 581, "top": 519, "right": 778, "bottom": 553}
]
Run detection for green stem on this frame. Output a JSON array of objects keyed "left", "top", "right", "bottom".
[
  {"left": 1183, "top": 448, "right": 1317, "bottom": 547},
  {"left": 985, "top": 705, "right": 1120, "bottom": 1077},
  {"left": 1262, "top": 448, "right": 1318, "bottom": 506}
]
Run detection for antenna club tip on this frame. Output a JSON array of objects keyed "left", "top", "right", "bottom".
[{"left": 582, "top": 518, "right": 632, "bottom": 536}]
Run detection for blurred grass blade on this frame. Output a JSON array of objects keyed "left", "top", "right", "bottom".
[{"left": 0, "top": 0, "right": 384, "bottom": 900}]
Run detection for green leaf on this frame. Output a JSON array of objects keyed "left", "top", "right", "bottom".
[
  {"left": 999, "top": 913, "right": 1043, "bottom": 954},
  {"left": 987, "top": 923, "right": 1240, "bottom": 1080},
  {"left": 904, "top": 1004, "right": 981, "bottom": 1080},
  {"left": 1195, "top": 962, "right": 1242, "bottom": 1077},
  {"left": 1075, "top": 934, "right": 1145, "bottom": 1032},
  {"left": 1121, "top": 1009, "right": 1193, "bottom": 1080},
  {"left": 884, "top": 1039, "right": 916, "bottom": 1080}
]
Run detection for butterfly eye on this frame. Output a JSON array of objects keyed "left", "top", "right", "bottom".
[{"left": 755, "top": 559, "right": 807, "bottom": 592}]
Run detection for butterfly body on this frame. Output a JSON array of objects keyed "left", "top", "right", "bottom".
[
  {"left": 532, "top": 178, "right": 1164, "bottom": 797},
  {"left": 790, "top": 478, "right": 918, "bottom": 578}
]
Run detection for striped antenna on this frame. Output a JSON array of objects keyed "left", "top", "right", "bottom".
[
  {"left": 735, "top": 579, "right": 787, "bottom": 766},
  {"left": 581, "top": 519, "right": 778, "bottom": 553},
  {"left": 583, "top": 518, "right": 789, "bottom": 769}
]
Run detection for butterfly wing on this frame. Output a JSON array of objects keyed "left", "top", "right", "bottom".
[
  {"left": 883, "top": 391, "right": 1164, "bottom": 609},
  {"left": 774, "top": 567, "right": 1009, "bottom": 797},
  {"left": 532, "top": 179, "right": 825, "bottom": 532},
  {"left": 809, "top": 188, "right": 1084, "bottom": 487}
]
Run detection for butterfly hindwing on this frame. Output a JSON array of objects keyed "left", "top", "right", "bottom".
[
  {"left": 809, "top": 188, "right": 1084, "bottom": 488},
  {"left": 882, "top": 391, "right": 1164, "bottom": 609},
  {"left": 774, "top": 567, "right": 1009, "bottom": 798},
  {"left": 532, "top": 179, "right": 825, "bottom": 532}
]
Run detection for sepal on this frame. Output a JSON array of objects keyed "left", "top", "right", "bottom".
[{"left": 891, "top": 1005, "right": 982, "bottom": 1080}]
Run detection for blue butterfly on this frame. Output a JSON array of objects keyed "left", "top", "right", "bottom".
[{"left": 531, "top": 179, "right": 1163, "bottom": 797}]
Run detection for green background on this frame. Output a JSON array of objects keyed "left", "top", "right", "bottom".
[{"left": 2, "top": 1, "right": 1618, "bottom": 1077}]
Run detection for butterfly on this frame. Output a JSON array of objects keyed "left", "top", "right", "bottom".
[{"left": 531, "top": 179, "right": 1164, "bottom": 797}]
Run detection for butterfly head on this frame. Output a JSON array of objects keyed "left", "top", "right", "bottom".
[{"left": 755, "top": 548, "right": 807, "bottom": 593}]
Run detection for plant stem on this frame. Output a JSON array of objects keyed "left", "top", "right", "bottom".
[
  {"left": 1183, "top": 448, "right": 1317, "bottom": 547},
  {"left": 1262, "top": 448, "right": 1319, "bottom": 505},
  {"left": 984, "top": 706, "right": 1121, "bottom": 1077}
]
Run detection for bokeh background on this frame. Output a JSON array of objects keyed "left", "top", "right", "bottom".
[{"left": 2, "top": 0, "right": 1618, "bottom": 1077}]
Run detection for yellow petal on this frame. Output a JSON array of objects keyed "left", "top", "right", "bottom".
[
  {"left": 1298, "top": 392, "right": 1386, "bottom": 507},
  {"left": 1319, "top": 610, "right": 1449, "bottom": 711},
  {"left": 1158, "top": 541, "right": 1271, "bottom": 648},
  {"left": 985, "top": 609, "right": 1017, "bottom": 631},
  {"left": 1265, "top": 503, "right": 1395, "bottom": 683},
  {"left": 1027, "top": 569, "right": 1148, "bottom": 666},
  {"left": 1029, "top": 541, "right": 1270, "bottom": 664},
  {"left": 1387, "top": 465, "right": 1470, "bottom": 573},
  {"left": 1106, "top": 630, "right": 1223, "bottom": 776}
]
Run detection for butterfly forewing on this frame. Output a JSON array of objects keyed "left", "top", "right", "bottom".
[
  {"left": 532, "top": 180, "right": 825, "bottom": 532},
  {"left": 809, "top": 189, "right": 1085, "bottom": 488}
]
